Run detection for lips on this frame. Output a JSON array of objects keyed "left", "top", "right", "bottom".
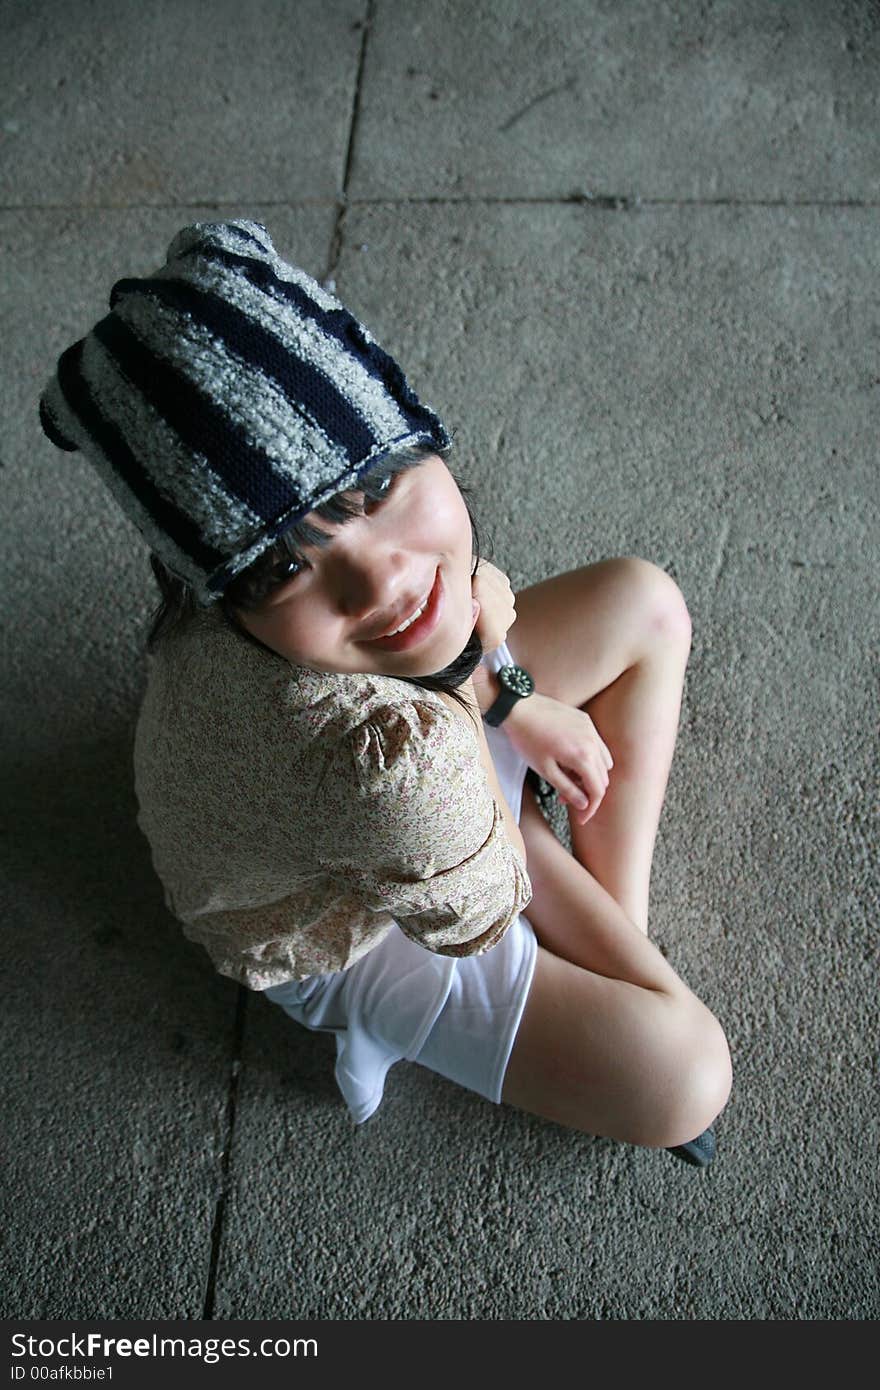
[{"left": 367, "top": 569, "right": 443, "bottom": 652}]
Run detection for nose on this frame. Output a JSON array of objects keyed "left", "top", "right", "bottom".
[{"left": 330, "top": 538, "right": 414, "bottom": 621}]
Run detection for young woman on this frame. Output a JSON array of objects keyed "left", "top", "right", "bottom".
[{"left": 39, "top": 219, "right": 730, "bottom": 1167}]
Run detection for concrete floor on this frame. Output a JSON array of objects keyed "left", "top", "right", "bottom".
[{"left": 2, "top": 0, "right": 878, "bottom": 1320}]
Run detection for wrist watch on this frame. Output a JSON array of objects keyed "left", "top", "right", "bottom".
[{"left": 483, "top": 663, "right": 535, "bottom": 727}]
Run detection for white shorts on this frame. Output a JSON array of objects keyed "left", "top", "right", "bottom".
[{"left": 263, "top": 639, "right": 538, "bottom": 1125}]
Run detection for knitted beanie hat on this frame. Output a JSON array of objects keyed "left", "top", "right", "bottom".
[{"left": 38, "top": 219, "right": 451, "bottom": 605}]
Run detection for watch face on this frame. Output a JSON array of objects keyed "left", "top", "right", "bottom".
[{"left": 499, "top": 664, "right": 534, "bottom": 697}]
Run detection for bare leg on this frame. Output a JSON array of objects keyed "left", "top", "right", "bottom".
[
  {"left": 506, "top": 557, "right": 693, "bottom": 936},
  {"left": 505, "top": 781, "right": 731, "bottom": 1145},
  {"left": 500, "top": 559, "right": 729, "bottom": 1143},
  {"left": 567, "top": 604, "right": 691, "bottom": 934}
]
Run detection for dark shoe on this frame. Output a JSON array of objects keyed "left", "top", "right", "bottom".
[{"left": 667, "top": 1127, "right": 716, "bottom": 1168}]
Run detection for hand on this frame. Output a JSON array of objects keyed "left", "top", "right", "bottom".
[
  {"left": 503, "top": 691, "right": 614, "bottom": 824},
  {"left": 471, "top": 559, "right": 517, "bottom": 652}
]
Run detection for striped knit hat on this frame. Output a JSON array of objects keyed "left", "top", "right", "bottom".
[{"left": 38, "top": 219, "right": 451, "bottom": 605}]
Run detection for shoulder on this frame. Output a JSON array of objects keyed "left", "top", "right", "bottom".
[
  {"left": 308, "top": 685, "right": 489, "bottom": 872},
  {"left": 344, "top": 687, "right": 477, "bottom": 785},
  {"left": 310, "top": 684, "right": 481, "bottom": 830},
  {"left": 312, "top": 686, "right": 530, "bottom": 956}
]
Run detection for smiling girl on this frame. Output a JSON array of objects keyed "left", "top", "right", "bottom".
[{"left": 39, "top": 220, "right": 730, "bottom": 1167}]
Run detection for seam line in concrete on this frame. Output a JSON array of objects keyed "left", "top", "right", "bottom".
[
  {"left": 324, "top": 0, "right": 376, "bottom": 284},
  {"left": 202, "top": 986, "right": 248, "bottom": 1320},
  {"left": 347, "top": 194, "right": 880, "bottom": 209},
  {"left": 8, "top": 195, "right": 878, "bottom": 214}
]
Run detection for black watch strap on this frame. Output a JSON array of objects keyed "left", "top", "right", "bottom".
[{"left": 483, "top": 664, "right": 535, "bottom": 727}]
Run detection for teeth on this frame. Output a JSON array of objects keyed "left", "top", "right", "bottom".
[{"left": 390, "top": 597, "right": 428, "bottom": 635}]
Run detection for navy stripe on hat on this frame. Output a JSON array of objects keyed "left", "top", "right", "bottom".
[
  {"left": 148, "top": 243, "right": 450, "bottom": 445},
  {"left": 53, "top": 337, "right": 226, "bottom": 576},
  {"left": 91, "top": 310, "right": 305, "bottom": 523},
  {"left": 109, "top": 275, "right": 377, "bottom": 463}
]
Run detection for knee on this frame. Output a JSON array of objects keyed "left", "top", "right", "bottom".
[
  {"left": 631, "top": 999, "right": 732, "bottom": 1149},
  {"left": 623, "top": 556, "right": 692, "bottom": 650},
  {"left": 666, "top": 1009, "right": 732, "bottom": 1147}
]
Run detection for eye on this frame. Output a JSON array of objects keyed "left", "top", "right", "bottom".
[
  {"left": 362, "top": 472, "right": 395, "bottom": 514},
  {"left": 273, "top": 556, "right": 307, "bottom": 591}
]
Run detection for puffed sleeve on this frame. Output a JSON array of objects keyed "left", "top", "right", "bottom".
[{"left": 309, "top": 695, "right": 533, "bottom": 956}]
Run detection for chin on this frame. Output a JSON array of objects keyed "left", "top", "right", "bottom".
[
  {"left": 422, "top": 626, "right": 484, "bottom": 682},
  {"left": 430, "top": 616, "right": 477, "bottom": 669}
]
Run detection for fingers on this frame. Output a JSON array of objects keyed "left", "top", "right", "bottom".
[
  {"left": 558, "top": 750, "right": 611, "bottom": 822},
  {"left": 471, "top": 563, "right": 516, "bottom": 648},
  {"left": 582, "top": 711, "right": 613, "bottom": 772}
]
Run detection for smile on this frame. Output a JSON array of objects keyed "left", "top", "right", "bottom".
[{"left": 366, "top": 569, "right": 443, "bottom": 652}]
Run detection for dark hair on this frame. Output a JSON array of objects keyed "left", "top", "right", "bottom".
[{"left": 145, "top": 443, "right": 494, "bottom": 727}]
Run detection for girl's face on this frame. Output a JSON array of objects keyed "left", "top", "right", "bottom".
[{"left": 232, "top": 454, "right": 477, "bottom": 678}]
